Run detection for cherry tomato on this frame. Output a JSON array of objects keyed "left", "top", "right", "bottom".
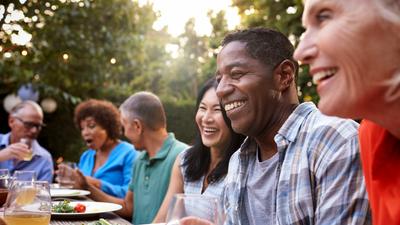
[{"left": 74, "top": 203, "right": 86, "bottom": 213}]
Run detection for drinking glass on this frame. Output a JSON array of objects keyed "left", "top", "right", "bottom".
[
  {"left": 56, "top": 162, "right": 77, "bottom": 188},
  {"left": 19, "top": 138, "right": 33, "bottom": 161},
  {"left": 0, "top": 169, "right": 10, "bottom": 207},
  {"left": 166, "top": 194, "right": 225, "bottom": 225},
  {"left": 3, "top": 180, "right": 51, "bottom": 225},
  {"left": 13, "top": 170, "right": 36, "bottom": 182}
]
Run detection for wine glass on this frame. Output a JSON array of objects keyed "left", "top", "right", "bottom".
[
  {"left": 166, "top": 194, "right": 225, "bottom": 225},
  {"left": 0, "top": 169, "right": 10, "bottom": 207},
  {"left": 13, "top": 170, "right": 36, "bottom": 182},
  {"left": 3, "top": 180, "right": 51, "bottom": 225}
]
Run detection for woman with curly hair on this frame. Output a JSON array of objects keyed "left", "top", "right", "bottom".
[{"left": 59, "top": 99, "right": 137, "bottom": 198}]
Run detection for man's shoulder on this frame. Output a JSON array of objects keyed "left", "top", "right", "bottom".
[
  {"left": 301, "top": 106, "right": 359, "bottom": 138},
  {"left": 170, "top": 139, "right": 188, "bottom": 153},
  {"left": 33, "top": 142, "right": 53, "bottom": 160}
]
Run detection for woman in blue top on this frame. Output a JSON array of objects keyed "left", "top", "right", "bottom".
[
  {"left": 67, "top": 99, "right": 137, "bottom": 198},
  {"left": 153, "top": 78, "right": 245, "bottom": 222}
]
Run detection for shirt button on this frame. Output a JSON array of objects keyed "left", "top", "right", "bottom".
[{"left": 145, "top": 176, "right": 149, "bottom": 180}]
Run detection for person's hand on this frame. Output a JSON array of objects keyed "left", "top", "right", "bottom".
[
  {"left": 74, "top": 170, "right": 89, "bottom": 190},
  {"left": 0, "top": 143, "right": 31, "bottom": 161},
  {"left": 180, "top": 217, "right": 215, "bottom": 225}
]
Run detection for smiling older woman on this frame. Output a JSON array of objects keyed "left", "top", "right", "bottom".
[{"left": 294, "top": 0, "right": 400, "bottom": 224}]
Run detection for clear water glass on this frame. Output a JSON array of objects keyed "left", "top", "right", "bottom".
[{"left": 166, "top": 194, "right": 225, "bottom": 225}]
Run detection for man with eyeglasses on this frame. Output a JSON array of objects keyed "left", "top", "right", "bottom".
[{"left": 0, "top": 101, "right": 53, "bottom": 182}]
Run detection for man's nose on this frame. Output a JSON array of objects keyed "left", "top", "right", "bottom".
[{"left": 216, "top": 76, "right": 233, "bottom": 99}]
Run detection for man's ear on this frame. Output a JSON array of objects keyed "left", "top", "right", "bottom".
[
  {"left": 276, "top": 59, "right": 296, "bottom": 91},
  {"left": 132, "top": 118, "right": 143, "bottom": 133},
  {"left": 8, "top": 116, "right": 15, "bottom": 128}
]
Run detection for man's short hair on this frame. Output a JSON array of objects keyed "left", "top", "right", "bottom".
[
  {"left": 10, "top": 100, "right": 43, "bottom": 117},
  {"left": 222, "top": 27, "right": 299, "bottom": 78},
  {"left": 120, "top": 91, "right": 166, "bottom": 131}
]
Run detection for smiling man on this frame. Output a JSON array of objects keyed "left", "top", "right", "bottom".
[
  {"left": 0, "top": 101, "right": 53, "bottom": 182},
  {"left": 213, "top": 28, "right": 370, "bottom": 225}
]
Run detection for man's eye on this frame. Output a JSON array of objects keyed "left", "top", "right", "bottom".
[
  {"left": 316, "top": 9, "right": 332, "bottom": 23},
  {"left": 231, "top": 72, "right": 244, "bottom": 79}
]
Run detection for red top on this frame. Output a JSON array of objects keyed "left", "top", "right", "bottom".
[{"left": 359, "top": 120, "right": 400, "bottom": 225}]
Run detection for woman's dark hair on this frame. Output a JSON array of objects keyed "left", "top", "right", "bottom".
[
  {"left": 74, "top": 99, "right": 121, "bottom": 140},
  {"left": 183, "top": 78, "right": 246, "bottom": 183}
]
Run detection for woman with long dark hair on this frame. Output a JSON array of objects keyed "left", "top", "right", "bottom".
[{"left": 153, "top": 78, "right": 245, "bottom": 223}]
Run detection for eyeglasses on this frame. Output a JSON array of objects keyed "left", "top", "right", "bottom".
[{"left": 13, "top": 117, "right": 46, "bottom": 130}]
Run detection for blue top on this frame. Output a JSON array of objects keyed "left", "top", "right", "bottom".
[
  {"left": 0, "top": 133, "right": 54, "bottom": 183},
  {"left": 79, "top": 141, "right": 137, "bottom": 198}
]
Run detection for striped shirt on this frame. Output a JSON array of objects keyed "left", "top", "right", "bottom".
[{"left": 223, "top": 102, "right": 371, "bottom": 225}]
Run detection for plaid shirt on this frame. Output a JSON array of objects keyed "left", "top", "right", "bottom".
[{"left": 223, "top": 102, "right": 371, "bottom": 225}]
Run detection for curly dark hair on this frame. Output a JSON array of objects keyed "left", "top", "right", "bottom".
[
  {"left": 222, "top": 27, "right": 298, "bottom": 79},
  {"left": 183, "top": 78, "right": 246, "bottom": 183},
  {"left": 74, "top": 99, "right": 121, "bottom": 140}
]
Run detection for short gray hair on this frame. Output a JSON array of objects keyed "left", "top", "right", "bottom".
[
  {"left": 120, "top": 91, "right": 166, "bottom": 130},
  {"left": 10, "top": 100, "right": 43, "bottom": 117}
]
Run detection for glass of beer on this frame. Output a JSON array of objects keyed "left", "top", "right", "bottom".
[
  {"left": 166, "top": 194, "right": 225, "bottom": 225},
  {"left": 0, "top": 169, "right": 10, "bottom": 207},
  {"left": 19, "top": 138, "right": 33, "bottom": 161},
  {"left": 4, "top": 180, "right": 51, "bottom": 225}
]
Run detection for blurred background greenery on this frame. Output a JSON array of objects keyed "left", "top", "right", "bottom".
[{"left": 0, "top": 0, "right": 317, "bottom": 162}]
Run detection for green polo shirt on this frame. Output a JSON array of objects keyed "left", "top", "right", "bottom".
[{"left": 129, "top": 133, "right": 188, "bottom": 225}]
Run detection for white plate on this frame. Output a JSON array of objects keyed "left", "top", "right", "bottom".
[
  {"left": 50, "top": 183, "right": 73, "bottom": 189},
  {"left": 51, "top": 201, "right": 122, "bottom": 216},
  {"left": 50, "top": 189, "right": 90, "bottom": 197}
]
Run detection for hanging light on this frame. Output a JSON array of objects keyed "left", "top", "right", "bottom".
[
  {"left": 40, "top": 98, "right": 57, "bottom": 113},
  {"left": 3, "top": 94, "right": 22, "bottom": 113}
]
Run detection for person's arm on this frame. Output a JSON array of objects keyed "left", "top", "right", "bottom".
[
  {"left": 85, "top": 176, "right": 101, "bottom": 189},
  {"left": 75, "top": 170, "right": 134, "bottom": 218},
  {"left": 152, "top": 155, "right": 184, "bottom": 223},
  {"left": 0, "top": 143, "right": 31, "bottom": 161},
  {"left": 314, "top": 135, "right": 371, "bottom": 224}
]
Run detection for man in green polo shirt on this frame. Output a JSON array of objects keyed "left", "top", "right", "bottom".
[{"left": 76, "top": 92, "right": 187, "bottom": 224}]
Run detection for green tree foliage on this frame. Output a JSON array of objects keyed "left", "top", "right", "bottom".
[
  {"left": 232, "top": 0, "right": 318, "bottom": 103},
  {"left": 0, "top": 0, "right": 172, "bottom": 160}
]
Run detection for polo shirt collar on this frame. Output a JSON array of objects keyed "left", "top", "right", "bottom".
[{"left": 139, "top": 133, "right": 176, "bottom": 162}]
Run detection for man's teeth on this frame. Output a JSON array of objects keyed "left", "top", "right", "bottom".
[
  {"left": 313, "top": 69, "right": 337, "bottom": 84},
  {"left": 224, "top": 101, "right": 245, "bottom": 111}
]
